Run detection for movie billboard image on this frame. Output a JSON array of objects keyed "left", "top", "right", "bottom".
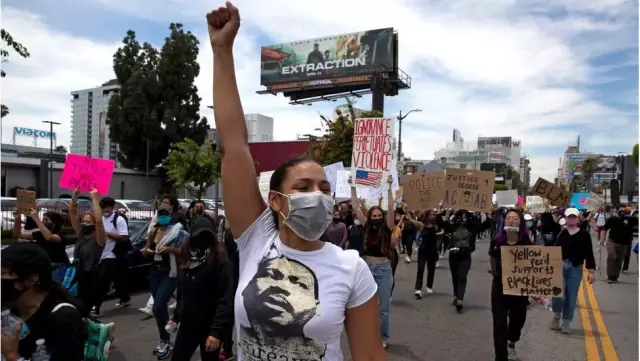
[
  {"left": 260, "top": 28, "right": 395, "bottom": 86},
  {"left": 567, "top": 153, "right": 598, "bottom": 181}
]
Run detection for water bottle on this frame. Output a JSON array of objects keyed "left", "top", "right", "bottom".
[{"left": 32, "top": 338, "right": 51, "bottom": 361}]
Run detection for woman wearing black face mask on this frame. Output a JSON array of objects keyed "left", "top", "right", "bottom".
[
  {"left": 12, "top": 208, "right": 69, "bottom": 282},
  {"left": 68, "top": 188, "right": 106, "bottom": 317},
  {"left": 170, "top": 217, "right": 234, "bottom": 361},
  {"left": 1, "top": 242, "right": 85, "bottom": 361}
]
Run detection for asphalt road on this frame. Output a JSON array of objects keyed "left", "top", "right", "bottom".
[{"left": 99, "top": 234, "right": 638, "bottom": 361}]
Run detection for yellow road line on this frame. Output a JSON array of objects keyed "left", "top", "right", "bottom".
[
  {"left": 578, "top": 276, "right": 601, "bottom": 361},
  {"left": 584, "top": 270, "right": 620, "bottom": 361}
]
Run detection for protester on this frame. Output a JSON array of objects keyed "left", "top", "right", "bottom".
[
  {"left": 604, "top": 207, "right": 634, "bottom": 283},
  {"left": 218, "top": 217, "right": 238, "bottom": 361},
  {"left": 321, "top": 209, "right": 348, "bottom": 248},
  {"left": 401, "top": 208, "right": 417, "bottom": 263},
  {"left": 141, "top": 203, "right": 189, "bottom": 358},
  {"left": 538, "top": 212, "right": 561, "bottom": 246},
  {"left": 1, "top": 242, "right": 85, "bottom": 361},
  {"left": 406, "top": 209, "right": 447, "bottom": 298},
  {"left": 170, "top": 217, "right": 234, "bottom": 361},
  {"left": 12, "top": 206, "right": 70, "bottom": 283},
  {"left": 208, "top": 4, "right": 385, "bottom": 359},
  {"left": 489, "top": 210, "right": 532, "bottom": 361},
  {"left": 347, "top": 217, "right": 366, "bottom": 256},
  {"left": 546, "top": 208, "right": 596, "bottom": 334},
  {"left": 68, "top": 188, "right": 106, "bottom": 317},
  {"left": 593, "top": 208, "right": 608, "bottom": 244}
]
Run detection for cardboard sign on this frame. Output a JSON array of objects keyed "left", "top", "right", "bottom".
[
  {"left": 526, "top": 196, "right": 545, "bottom": 213},
  {"left": 495, "top": 190, "right": 518, "bottom": 206},
  {"left": 351, "top": 118, "right": 395, "bottom": 189},
  {"left": 323, "top": 162, "right": 344, "bottom": 194},
  {"left": 531, "top": 177, "right": 570, "bottom": 208},
  {"left": 16, "top": 189, "right": 36, "bottom": 214},
  {"left": 441, "top": 169, "right": 495, "bottom": 212},
  {"left": 501, "top": 246, "right": 563, "bottom": 297},
  {"left": 585, "top": 192, "right": 605, "bottom": 212},
  {"left": 58, "top": 154, "right": 115, "bottom": 195},
  {"left": 403, "top": 171, "right": 446, "bottom": 211}
]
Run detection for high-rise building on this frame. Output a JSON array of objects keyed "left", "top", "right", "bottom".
[
  {"left": 519, "top": 156, "right": 531, "bottom": 189},
  {"left": 70, "top": 79, "right": 119, "bottom": 161},
  {"left": 433, "top": 131, "right": 523, "bottom": 171},
  {"left": 245, "top": 113, "right": 274, "bottom": 142}
]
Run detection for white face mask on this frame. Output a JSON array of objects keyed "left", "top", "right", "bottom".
[
  {"left": 275, "top": 191, "right": 334, "bottom": 241},
  {"left": 353, "top": 219, "right": 361, "bottom": 226}
]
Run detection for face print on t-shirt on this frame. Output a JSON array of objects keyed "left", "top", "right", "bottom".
[{"left": 240, "top": 253, "right": 327, "bottom": 361}]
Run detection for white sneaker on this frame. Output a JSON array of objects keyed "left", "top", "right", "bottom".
[
  {"left": 169, "top": 302, "right": 177, "bottom": 311},
  {"left": 165, "top": 320, "right": 178, "bottom": 334},
  {"left": 507, "top": 344, "right": 517, "bottom": 361},
  {"left": 404, "top": 256, "right": 411, "bottom": 263},
  {"left": 550, "top": 313, "right": 561, "bottom": 330},
  {"left": 426, "top": 288, "right": 433, "bottom": 294},
  {"left": 414, "top": 290, "right": 422, "bottom": 299},
  {"left": 436, "top": 261, "right": 440, "bottom": 268},
  {"left": 439, "top": 254, "right": 444, "bottom": 259},
  {"left": 138, "top": 307, "right": 154, "bottom": 317}
]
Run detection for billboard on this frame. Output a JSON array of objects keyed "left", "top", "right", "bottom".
[
  {"left": 566, "top": 153, "right": 597, "bottom": 181},
  {"left": 260, "top": 28, "right": 395, "bottom": 86},
  {"left": 13, "top": 127, "right": 56, "bottom": 140},
  {"left": 478, "top": 137, "right": 512, "bottom": 149}
]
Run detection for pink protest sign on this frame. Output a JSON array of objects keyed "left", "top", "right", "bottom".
[{"left": 58, "top": 154, "right": 116, "bottom": 195}]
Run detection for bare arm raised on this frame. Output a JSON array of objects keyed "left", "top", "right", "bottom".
[{"left": 207, "top": 2, "right": 266, "bottom": 238}]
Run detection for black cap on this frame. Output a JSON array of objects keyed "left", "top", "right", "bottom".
[
  {"left": 190, "top": 217, "right": 216, "bottom": 238},
  {"left": 100, "top": 197, "right": 116, "bottom": 208},
  {"left": 1, "top": 243, "right": 52, "bottom": 283}
]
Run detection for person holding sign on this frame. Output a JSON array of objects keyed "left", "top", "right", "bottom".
[
  {"left": 208, "top": 4, "right": 385, "bottom": 361},
  {"left": 350, "top": 174, "right": 397, "bottom": 349},
  {"left": 488, "top": 210, "right": 533, "bottom": 361},
  {"left": 546, "top": 208, "right": 596, "bottom": 334}
]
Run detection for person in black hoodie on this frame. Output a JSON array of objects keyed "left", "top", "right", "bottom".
[
  {"left": 171, "top": 217, "right": 234, "bottom": 361},
  {"left": 538, "top": 212, "right": 561, "bottom": 246}
]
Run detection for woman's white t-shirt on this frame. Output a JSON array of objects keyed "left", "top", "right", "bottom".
[{"left": 235, "top": 210, "right": 377, "bottom": 361}]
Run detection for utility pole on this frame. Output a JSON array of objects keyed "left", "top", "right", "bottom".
[
  {"left": 42, "top": 121, "right": 60, "bottom": 198},
  {"left": 396, "top": 109, "right": 422, "bottom": 178}
]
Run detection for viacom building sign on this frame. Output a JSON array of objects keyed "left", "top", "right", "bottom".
[{"left": 13, "top": 127, "right": 56, "bottom": 140}]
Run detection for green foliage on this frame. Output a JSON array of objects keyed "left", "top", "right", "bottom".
[
  {"left": 494, "top": 184, "right": 508, "bottom": 191},
  {"left": 309, "top": 98, "right": 383, "bottom": 166},
  {"left": 55, "top": 145, "right": 67, "bottom": 153},
  {"left": 107, "top": 24, "right": 209, "bottom": 171},
  {"left": 1, "top": 29, "right": 30, "bottom": 119},
  {"left": 581, "top": 157, "right": 598, "bottom": 190},
  {"left": 633, "top": 143, "right": 638, "bottom": 165},
  {"left": 164, "top": 138, "right": 221, "bottom": 199}
]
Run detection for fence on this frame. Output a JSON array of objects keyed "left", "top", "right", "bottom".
[{"left": 1, "top": 204, "right": 155, "bottom": 232}]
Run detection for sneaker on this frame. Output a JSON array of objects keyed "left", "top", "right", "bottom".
[
  {"left": 451, "top": 297, "right": 458, "bottom": 305},
  {"left": 439, "top": 254, "right": 444, "bottom": 259},
  {"left": 165, "top": 320, "right": 178, "bottom": 334},
  {"left": 622, "top": 270, "right": 629, "bottom": 275},
  {"left": 550, "top": 314, "right": 561, "bottom": 330},
  {"left": 507, "top": 343, "right": 517, "bottom": 361},
  {"left": 561, "top": 320, "right": 571, "bottom": 334},
  {"left": 138, "top": 307, "right": 154, "bottom": 317},
  {"left": 169, "top": 302, "right": 177, "bottom": 311},
  {"left": 90, "top": 307, "right": 101, "bottom": 318},
  {"left": 114, "top": 300, "right": 132, "bottom": 309},
  {"left": 382, "top": 342, "right": 389, "bottom": 350},
  {"left": 404, "top": 256, "right": 411, "bottom": 263},
  {"left": 436, "top": 261, "right": 440, "bottom": 268},
  {"left": 414, "top": 290, "right": 422, "bottom": 299},
  {"left": 455, "top": 300, "right": 464, "bottom": 313},
  {"left": 426, "top": 288, "right": 433, "bottom": 294},
  {"left": 154, "top": 341, "right": 172, "bottom": 358}
]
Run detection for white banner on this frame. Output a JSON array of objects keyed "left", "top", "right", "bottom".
[
  {"left": 496, "top": 190, "right": 518, "bottom": 206},
  {"left": 323, "top": 161, "right": 345, "bottom": 194}
]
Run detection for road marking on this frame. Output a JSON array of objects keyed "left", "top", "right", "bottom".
[
  {"left": 584, "top": 270, "right": 620, "bottom": 361},
  {"left": 578, "top": 277, "right": 601, "bottom": 361}
]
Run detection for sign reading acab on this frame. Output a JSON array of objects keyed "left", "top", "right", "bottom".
[{"left": 13, "top": 127, "right": 56, "bottom": 140}]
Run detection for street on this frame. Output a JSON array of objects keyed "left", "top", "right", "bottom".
[{"left": 99, "top": 235, "right": 638, "bottom": 361}]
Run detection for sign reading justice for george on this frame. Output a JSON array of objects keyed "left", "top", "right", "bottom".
[
  {"left": 501, "top": 246, "right": 563, "bottom": 297},
  {"left": 441, "top": 169, "right": 495, "bottom": 213}
]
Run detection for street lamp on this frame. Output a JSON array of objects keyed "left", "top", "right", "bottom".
[
  {"left": 42, "top": 121, "right": 61, "bottom": 198},
  {"left": 396, "top": 108, "right": 421, "bottom": 162}
]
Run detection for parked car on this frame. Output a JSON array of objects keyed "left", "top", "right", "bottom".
[
  {"left": 36, "top": 198, "right": 93, "bottom": 228},
  {"left": 115, "top": 199, "right": 154, "bottom": 220}
]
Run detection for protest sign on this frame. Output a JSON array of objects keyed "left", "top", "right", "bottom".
[
  {"left": 334, "top": 170, "right": 351, "bottom": 200},
  {"left": 16, "top": 189, "right": 36, "bottom": 214},
  {"left": 58, "top": 154, "right": 115, "bottom": 195},
  {"left": 368, "top": 159, "right": 400, "bottom": 200},
  {"left": 258, "top": 171, "right": 274, "bottom": 201},
  {"left": 501, "top": 246, "right": 563, "bottom": 297},
  {"left": 441, "top": 169, "right": 495, "bottom": 212},
  {"left": 531, "top": 177, "right": 570, "bottom": 208},
  {"left": 323, "top": 162, "right": 344, "bottom": 194},
  {"left": 495, "top": 190, "right": 518, "bottom": 206},
  {"left": 351, "top": 117, "right": 395, "bottom": 189},
  {"left": 403, "top": 171, "right": 445, "bottom": 211},
  {"left": 526, "top": 196, "right": 544, "bottom": 213},
  {"left": 585, "top": 192, "right": 604, "bottom": 212}
]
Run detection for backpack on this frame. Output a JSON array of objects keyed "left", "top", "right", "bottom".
[
  {"left": 112, "top": 213, "right": 132, "bottom": 254},
  {"left": 52, "top": 303, "right": 114, "bottom": 361},
  {"left": 451, "top": 226, "right": 472, "bottom": 249}
]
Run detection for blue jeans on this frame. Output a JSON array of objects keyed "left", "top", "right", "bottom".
[
  {"left": 149, "top": 267, "right": 178, "bottom": 341},
  {"left": 551, "top": 259, "right": 583, "bottom": 321},
  {"left": 415, "top": 232, "right": 422, "bottom": 249},
  {"left": 436, "top": 235, "right": 443, "bottom": 254},
  {"left": 367, "top": 260, "right": 393, "bottom": 342}
]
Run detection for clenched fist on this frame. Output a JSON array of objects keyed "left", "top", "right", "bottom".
[{"left": 206, "top": 1, "right": 240, "bottom": 50}]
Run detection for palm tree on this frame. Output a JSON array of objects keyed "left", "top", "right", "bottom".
[
  {"left": 582, "top": 157, "right": 598, "bottom": 191},
  {"left": 54, "top": 145, "right": 67, "bottom": 153}
]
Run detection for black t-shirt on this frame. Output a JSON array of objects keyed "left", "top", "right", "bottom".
[
  {"left": 33, "top": 232, "right": 70, "bottom": 266},
  {"left": 341, "top": 213, "right": 354, "bottom": 229},
  {"left": 553, "top": 229, "right": 596, "bottom": 269},
  {"left": 347, "top": 225, "right": 365, "bottom": 256},
  {"left": 605, "top": 216, "right": 634, "bottom": 245},
  {"left": 420, "top": 226, "right": 439, "bottom": 254},
  {"left": 15, "top": 294, "right": 85, "bottom": 361}
]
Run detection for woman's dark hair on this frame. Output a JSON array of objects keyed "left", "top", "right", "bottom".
[
  {"left": 363, "top": 206, "right": 391, "bottom": 256},
  {"left": 161, "top": 194, "right": 180, "bottom": 212},
  {"left": 539, "top": 212, "right": 557, "bottom": 229},
  {"left": 23, "top": 216, "right": 38, "bottom": 231},
  {"left": 495, "top": 209, "right": 531, "bottom": 245},
  {"left": 8, "top": 264, "right": 82, "bottom": 311},
  {"left": 419, "top": 209, "right": 435, "bottom": 225},
  {"left": 43, "top": 211, "right": 63, "bottom": 234},
  {"left": 268, "top": 158, "right": 318, "bottom": 230}
]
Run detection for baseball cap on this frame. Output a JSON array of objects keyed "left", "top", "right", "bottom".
[
  {"left": 565, "top": 208, "right": 580, "bottom": 217},
  {"left": 1, "top": 242, "right": 52, "bottom": 284},
  {"left": 523, "top": 214, "right": 533, "bottom": 221},
  {"left": 190, "top": 216, "right": 216, "bottom": 238}
]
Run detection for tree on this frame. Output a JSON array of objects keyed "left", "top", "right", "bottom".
[
  {"left": 633, "top": 143, "right": 638, "bottom": 166},
  {"left": 581, "top": 157, "right": 598, "bottom": 191},
  {"left": 164, "top": 138, "right": 221, "bottom": 199},
  {"left": 494, "top": 183, "right": 508, "bottom": 191},
  {"left": 55, "top": 145, "right": 68, "bottom": 153},
  {"left": 107, "top": 24, "right": 209, "bottom": 171},
  {"left": 1, "top": 29, "right": 30, "bottom": 119},
  {"left": 307, "top": 98, "right": 383, "bottom": 165}
]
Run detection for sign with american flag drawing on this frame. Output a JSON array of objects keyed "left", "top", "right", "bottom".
[{"left": 350, "top": 117, "right": 395, "bottom": 189}]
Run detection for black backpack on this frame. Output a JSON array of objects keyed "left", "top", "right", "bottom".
[{"left": 112, "top": 212, "right": 132, "bottom": 255}]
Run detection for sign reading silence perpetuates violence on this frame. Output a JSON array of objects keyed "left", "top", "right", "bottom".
[
  {"left": 441, "top": 169, "right": 495, "bottom": 213},
  {"left": 501, "top": 246, "right": 563, "bottom": 297},
  {"left": 351, "top": 117, "right": 395, "bottom": 189},
  {"left": 531, "top": 177, "right": 570, "bottom": 208},
  {"left": 403, "top": 171, "right": 445, "bottom": 211},
  {"left": 59, "top": 154, "right": 116, "bottom": 195}
]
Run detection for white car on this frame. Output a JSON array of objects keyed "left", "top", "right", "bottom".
[{"left": 115, "top": 199, "right": 154, "bottom": 220}]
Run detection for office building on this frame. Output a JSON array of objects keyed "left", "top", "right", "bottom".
[
  {"left": 433, "top": 130, "right": 522, "bottom": 172},
  {"left": 519, "top": 156, "right": 531, "bottom": 189},
  {"left": 70, "top": 79, "right": 119, "bottom": 161},
  {"left": 245, "top": 113, "right": 274, "bottom": 142}
]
